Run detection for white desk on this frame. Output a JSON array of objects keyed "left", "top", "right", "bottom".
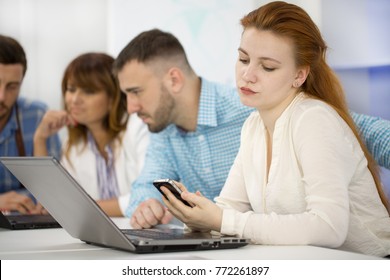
[{"left": 0, "top": 218, "right": 382, "bottom": 260}]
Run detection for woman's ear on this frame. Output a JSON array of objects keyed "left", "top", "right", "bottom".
[{"left": 293, "top": 65, "right": 310, "bottom": 88}]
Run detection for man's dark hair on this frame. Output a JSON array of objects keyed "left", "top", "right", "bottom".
[
  {"left": 0, "top": 35, "right": 27, "bottom": 75},
  {"left": 113, "top": 29, "right": 191, "bottom": 74}
]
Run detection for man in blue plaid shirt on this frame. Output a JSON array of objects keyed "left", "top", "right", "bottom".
[
  {"left": 114, "top": 29, "right": 253, "bottom": 228},
  {"left": 0, "top": 35, "right": 61, "bottom": 213},
  {"left": 114, "top": 29, "right": 390, "bottom": 229}
]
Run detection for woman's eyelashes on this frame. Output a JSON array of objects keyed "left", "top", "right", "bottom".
[
  {"left": 262, "top": 66, "right": 275, "bottom": 72},
  {"left": 238, "top": 57, "right": 249, "bottom": 64},
  {"left": 238, "top": 52, "right": 277, "bottom": 73}
]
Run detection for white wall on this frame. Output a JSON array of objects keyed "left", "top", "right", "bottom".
[
  {"left": 322, "top": 0, "right": 390, "bottom": 119},
  {"left": 108, "top": 0, "right": 255, "bottom": 86},
  {"left": 323, "top": 0, "right": 390, "bottom": 68},
  {"left": 0, "top": 0, "right": 108, "bottom": 110}
]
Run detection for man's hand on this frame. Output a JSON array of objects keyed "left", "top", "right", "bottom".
[
  {"left": 130, "top": 198, "right": 173, "bottom": 229},
  {"left": 31, "top": 203, "right": 49, "bottom": 215},
  {"left": 0, "top": 191, "right": 37, "bottom": 214}
]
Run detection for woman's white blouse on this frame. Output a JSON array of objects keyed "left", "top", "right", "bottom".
[
  {"left": 60, "top": 114, "right": 149, "bottom": 215},
  {"left": 216, "top": 93, "right": 390, "bottom": 257}
]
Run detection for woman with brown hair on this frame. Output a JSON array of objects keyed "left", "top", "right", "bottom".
[{"left": 34, "top": 52, "right": 148, "bottom": 216}]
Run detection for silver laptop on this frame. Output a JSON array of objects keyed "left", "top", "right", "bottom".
[{"left": 0, "top": 156, "right": 249, "bottom": 253}]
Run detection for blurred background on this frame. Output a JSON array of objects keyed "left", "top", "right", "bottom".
[{"left": 1, "top": 0, "right": 389, "bottom": 191}]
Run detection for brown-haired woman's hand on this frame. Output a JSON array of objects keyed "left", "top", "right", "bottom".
[{"left": 33, "top": 110, "right": 76, "bottom": 156}]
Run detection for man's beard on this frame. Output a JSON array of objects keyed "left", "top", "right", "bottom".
[
  {"left": 143, "top": 85, "right": 175, "bottom": 133},
  {"left": 0, "top": 102, "right": 11, "bottom": 122}
]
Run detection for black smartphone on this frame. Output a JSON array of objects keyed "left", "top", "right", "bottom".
[{"left": 153, "top": 179, "right": 192, "bottom": 207}]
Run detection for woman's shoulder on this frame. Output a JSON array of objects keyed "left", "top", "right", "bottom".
[
  {"left": 291, "top": 94, "right": 340, "bottom": 122},
  {"left": 289, "top": 94, "right": 348, "bottom": 134},
  {"left": 294, "top": 94, "right": 332, "bottom": 111}
]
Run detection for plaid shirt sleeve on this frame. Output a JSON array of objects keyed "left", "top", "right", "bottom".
[
  {"left": 351, "top": 111, "right": 390, "bottom": 169},
  {"left": 125, "top": 132, "right": 179, "bottom": 217}
]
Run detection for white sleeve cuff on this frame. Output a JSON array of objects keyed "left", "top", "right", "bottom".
[
  {"left": 118, "top": 193, "right": 130, "bottom": 215},
  {"left": 220, "top": 208, "right": 253, "bottom": 237}
]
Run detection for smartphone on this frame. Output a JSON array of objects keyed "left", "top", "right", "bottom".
[{"left": 153, "top": 179, "right": 192, "bottom": 207}]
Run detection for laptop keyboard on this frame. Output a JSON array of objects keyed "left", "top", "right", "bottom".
[
  {"left": 9, "top": 214, "right": 58, "bottom": 224},
  {"left": 2, "top": 213, "right": 61, "bottom": 229}
]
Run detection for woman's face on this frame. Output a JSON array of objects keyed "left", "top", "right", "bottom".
[
  {"left": 64, "top": 84, "right": 112, "bottom": 128},
  {"left": 235, "top": 27, "right": 305, "bottom": 112}
]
